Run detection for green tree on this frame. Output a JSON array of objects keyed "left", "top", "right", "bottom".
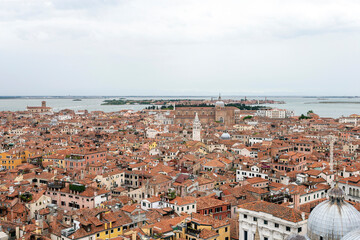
[{"left": 243, "top": 115, "right": 253, "bottom": 120}]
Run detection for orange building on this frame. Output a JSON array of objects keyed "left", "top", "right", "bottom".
[{"left": 174, "top": 99, "right": 240, "bottom": 126}]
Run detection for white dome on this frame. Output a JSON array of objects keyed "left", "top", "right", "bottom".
[
  {"left": 307, "top": 186, "right": 360, "bottom": 240},
  {"left": 285, "top": 235, "right": 309, "bottom": 240},
  {"left": 220, "top": 133, "right": 231, "bottom": 139},
  {"left": 341, "top": 229, "right": 360, "bottom": 240},
  {"left": 215, "top": 101, "right": 225, "bottom": 107}
]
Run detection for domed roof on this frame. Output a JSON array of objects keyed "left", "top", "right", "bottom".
[
  {"left": 220, "top": 133, "right": 231, "bottom": 140},
  {"left": 215, "top": 101, "right": 225, "bottom": 108},
  {"left": 307, "top": 185, "right": 360, "bottom": 240},
  {"left": 341, "top": 229, "right": 360, "bottom": 240},
  {"left": 285, "top": 235, "right": 309, "bottom": 240}
]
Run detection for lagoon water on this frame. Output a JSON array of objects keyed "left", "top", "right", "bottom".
[{"left": 0, "top": 96, "right": 359, "bottom": 118}]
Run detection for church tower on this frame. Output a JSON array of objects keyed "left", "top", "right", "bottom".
[{"left": 192, "top": 112, "right": 201, "bottom": 141}]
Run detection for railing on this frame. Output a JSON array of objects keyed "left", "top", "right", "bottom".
[
  {"left": 48, "top": 182, "right": 65, "bottom": 189},
  {"left": 186, "top": 228, "right": 201, "bottom": 237},
  {"left": 61, "top": 227, "right": 76, "bottom": 237}
]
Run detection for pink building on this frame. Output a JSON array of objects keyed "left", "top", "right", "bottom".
[
  {"left": 46, "top": 181, "right": 110, "bottom": 211},
  {"left": 64, "top": 149, "right": 107, "bottom": 170}
]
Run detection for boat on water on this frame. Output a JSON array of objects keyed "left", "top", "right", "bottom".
[{"left": 73, "top": 99, "right": 82, "bottom": 101}]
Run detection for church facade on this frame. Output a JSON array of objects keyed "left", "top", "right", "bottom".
[{"left": 174, "top": 100, "right": 241, "bottom": 126}]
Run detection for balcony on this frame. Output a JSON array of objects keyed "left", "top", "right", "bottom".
[
  {"left": 186, "top": 228, "right": 201, "bottom": 237},
  {"left": 48, "top": 181, "right": 65, "bottom": 189}
]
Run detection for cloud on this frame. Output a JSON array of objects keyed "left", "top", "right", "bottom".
[
  {"left": 0, "top": 0, "right": 360, "bottom": 95},
  {"left": 1, "top": 0, "right": 360, "bottom": 46}
]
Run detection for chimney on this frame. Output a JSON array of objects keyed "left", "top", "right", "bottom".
[
  {"left": 301, "top": 212, "right": 305, "bottom": 221},
  {"left": 294, "top": 192, "right": 300, "bottom": 211}
]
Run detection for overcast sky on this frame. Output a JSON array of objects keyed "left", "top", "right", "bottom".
[{"left": 1, "top": 0, "right": 360, "bottom": 96}]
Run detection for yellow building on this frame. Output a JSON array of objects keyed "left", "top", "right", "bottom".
[
  {"left": 182, "top": 213, "right": 231, "bottom": 240},
  {"left": 0, "top": 152, "right": 22, "bottom": 170},
  {"left": 140, "top": 213, "right": 230, "bottom": 240},
  {"left": 52, "top": 210, "right": 133, "bottom": 240}
]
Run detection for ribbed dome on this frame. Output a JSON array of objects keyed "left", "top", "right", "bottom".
[
  {"left": 328, "top": 185, "right": 345, "bottom": 201},
  {"left": 220, "top": 133, "right": 231, "bottom": 139},
  {"left": 285, "top": 234, "right": 309, "bottom": 240},
  {"left": 215, "top": 101, "right": 225, "bottom": 107},
  {"left": 307, "top": 185, "right": 360, "bottom": 240},
  {"left": 341, "top": 229, "right": 360, "bottom": 240}
]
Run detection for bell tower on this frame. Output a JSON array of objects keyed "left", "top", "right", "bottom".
[{"left": 192, "top": 112, "right": 201, "bottom": 141}]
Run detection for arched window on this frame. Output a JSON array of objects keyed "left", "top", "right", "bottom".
[{"left": 219, "top": 117, "right": 224, "bottom": 123}]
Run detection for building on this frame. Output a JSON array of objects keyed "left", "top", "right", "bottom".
[
  {"left": 174, "top": 98, "right": 240, "bottom": 126},
  {"left": 184, "top": 213, "right": 231, "bottom": 240},
  {"left": 46, "top": 181, "right": 110, "bottom": 211},
  {"left": 26, "top": 101, "right": 53, "bottom": 114},
  {"left": 0, "top": 152, "right": 22, "bottom": 170},
  {"left": 305, "top": 183, "right": 360, "bottom": 240},
  {"left": 23, "top": 190, "right": 52, "bottom": 220},
  {"left": 193, "top": 113, "right": 202, "bottom": 141},
  {"left": 339, "top": 115, "right": 360, "bottom": 125},
  {"left": 197, "top": 196, "right": 231, "bottom": 220},
  {"left": 236, "top": 165, "right": 269, "bottom": 182},
  {"left": 338, "top": 176, "right": 360, "bottom": 202},
  {"left": 238, "top": 201, "right": 308, "bottom": 240},
  {"left": 256, "top": 109, "right": 294, "bottom": 119}
]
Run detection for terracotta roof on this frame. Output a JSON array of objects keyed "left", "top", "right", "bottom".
[{"left": 238, "top": 201, "right": 307, "bottom": 223}]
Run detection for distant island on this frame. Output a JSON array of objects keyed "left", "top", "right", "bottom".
[
  {"left": 101, "top": 98, "right": 283, "bottom": 107},
  {"left": 145, "top": 103, "right": 267, "bottom": 111},
  {"left": 102, "top": 99, "right": 154, "bottom": 105},
  {"left": 319, "top": 101, "right": 360, "bottom": 104}
]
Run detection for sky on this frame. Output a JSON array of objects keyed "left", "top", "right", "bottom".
[{"left": 1, "top": 0, "right": 360, "bottom": 96}]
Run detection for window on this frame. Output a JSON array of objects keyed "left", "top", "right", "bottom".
[
  {"left": 275, "top": 223, "right": 279, "bottom": 228},
  {"left": 253, "top": 217, "right": 257, "bottom": 222},
  {"left": 264, "top": 220, "right": 268, "bottom": 225},
  {"left": 111, "top": 230, "right": 114, "bottom": 233},
  {"left": 264, "top": 238, "right": 268, "bottom": 240},
  {"left": 225, "top": 227, "right": 228, "bottom": 232},
  {"left": 286, "top": 227, "right": 291, "bottom": 232},
  {"left": 298, "top": 227, "right": 302, "bottom": 233},
  {"left": 97, "top": 233, "right": 100, "bottom": 237},
  {"left": 244, "top": 230, "right": 248, "bottom": 240},
  {"left": 244, "top": 214, "right": 247, "bottom": 219}
]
